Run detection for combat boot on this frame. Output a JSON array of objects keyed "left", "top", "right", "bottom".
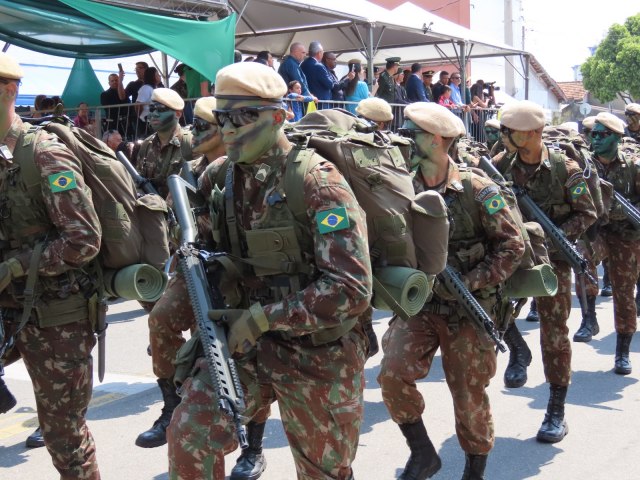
[
  {"left": 573, "top": 295, "right": 599, "bottom": 342},
  {"left": 502, "top": 322, "right": 532, "bottom": 388},
  {"left": 0, "top": 376, "right": 17, "bottom": 414},
  {"left": 461, "top": 454, "right": 487, "bottom": 480},
  {"left": 135, "top": 378, "right": 181, "bottom": 448},
  {"left": 25, "top": 426, "right": 45, "bottom": 448},
  {"left": 525, "top": 299, "right": 539, "bottom": 322},
  {"left": 398, "top": 420, "right": 441, "bottom": 480},
  {"left": 230, "top": 421, "right": 267, "bottom": 480},
  {"left": 614, "top": 333, "right": 633, "bottom": 375},
  {"left": 536, "top": 384, "right": 568, "bottom": 443},
  {"left": 600, "top": 267, "right": 612, "bottom": 297}
]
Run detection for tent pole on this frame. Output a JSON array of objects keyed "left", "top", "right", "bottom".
[
  {"left": 161, "top": 53, "right": 169, "bottom": 87},
  {"left": 524, "top": 54, "right": 530, "bottom": 100},
  {"left": 367, "top": 23, "right": 374, "bottom": 93},
  {"left": 2, "top": 43, "right": 10, "bottom": 53}
]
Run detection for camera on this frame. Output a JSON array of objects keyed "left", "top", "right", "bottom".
[{"left": 484, "top": 82, "right": 500, "bottom": 91}]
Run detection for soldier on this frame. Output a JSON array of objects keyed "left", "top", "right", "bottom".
[
  {"left": 0, "top": 53, "right": 102, "bottom": 478},
  {"left": 484, "top": 118, "right": 501, "bottom": 151},
  {"left": 494, "top": 100, "right": 597, "bottom": 443},
  {"left": 376, "top": 57, "right": 400, "bottom": 103},
  {"left": 378, "top": 102, "right": 525, "bottom": 480},
  {"left": 355, "top": 96, "right": 394, "bottom": 131},
  {"left": 134, "top": 87, "right": 194, "bottom": 198},
  {"left": 135, "top": 97, "right": 225, "bottom": 448},
  {"left": 625, "top": 103, "right": 640, "bottom": 142},
  {"left": 589, "top": 112, "right": 640, "bottom": 374},
  {"left": 167, "top": 61, "right": 372, "bottom": 479}
]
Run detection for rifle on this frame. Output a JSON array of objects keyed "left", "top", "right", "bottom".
[
  {"left": 478, "top": 156, "right": 594, "bottom": 311},
  {"left": 167, "top": 174, "right": 248, "bottom": 449},
  {"left": 613, "top": 191, "right": 640, "bottom": 230},
  {"left": 438, "top": 265, "right": 506, "bottom": 353},
  {"left": 116, "top": 151, "right": 160, "bottom": 196}
]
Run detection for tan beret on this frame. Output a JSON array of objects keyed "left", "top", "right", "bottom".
[
  {"left": 559, "top": 121, "right": 579, "bottom": 133},
  {"left": 595, "top": 112, "right": 626, "bottom": 134},
  {"left": 500, "top": 100, "right": 545, "bottom": 131},
  {"left": 151, "top": 88, "right": 184, "bottom": 111},
  {"left": 216, "top": 62, "right": 286, "bottom": 102},
  {"left": 484, "top": 118, "right": 500, "bottom": 130},
  {"left": 0, "top": 53, "right": 24, "bottom": 80},
  {"left": 625, "top": 103, "right": 640, "bottom": 115},
  {"left": 582, "top": 116, "right": 596, "bottom": 130},
  {"left": 193, "top": 97, "right": 217, "bottom": 124},
  {"left": 356, "top": 97, "right": 393, "bottom": 122},
  {"left": 404, "top": 102, "right": 461, "bottom": 137}
]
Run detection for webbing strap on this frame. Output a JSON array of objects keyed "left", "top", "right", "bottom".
[
  {"left": 224, "top": 165, "right": 243, "bottom": 258},
  {"left": 18, "top": 242, "right": 44, "bottom": 330}
]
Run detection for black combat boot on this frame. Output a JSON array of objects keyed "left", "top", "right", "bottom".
[
  {"left": 525, "top": 299, "right": 539, "bottom": 322},
  {"left": 503, "top": 322, "right": 532, "bottom": 388},
  {"left": 25, "top": 426, "right": 45, "bottom": 448},
  {"left": 0, "top": 376, "right": 17, "bottom": 414},
  {"left": 536, "top": 384, "right": 568, "bottom": 443},
  {"left": 398, "top": 420, "right": 442, "bottom": 480},
  {"left": 230, "top": 421, "right": 267, "bottom": 480},
  {"left": 600, "top": 266, "right": 612, "bottom": 297},
  {"left": 573, "top": 295, "right": 599, "bottom": 342},
  {"left": 461, "top": 454, "right": 487, "bottom": 480},
  {"left": 135, "top": 378, "right": 181, "bottom": 448},
  {"left": 614, "top": 333, "right": 633, "bottom": 375}
]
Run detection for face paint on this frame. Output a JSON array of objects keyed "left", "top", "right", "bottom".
[
  {"left": 591, "top": 123, "right": 619, "bottom": 157},
  {"left": 626, "top": 113, "right": 640, "bottom": 131},
  {"left": 217, "top": 99, "right": 283, "bottom": 164},
  {"left": 191, "top": 117, "right": 222, "bottom": 154},
  {"left": 485, "top": 128, "right": 500, "bottom": 144},
  {"left": 400, "top": 119, "right": 438, "bottom": 169},
  {"left": 148, "top": 103, "right": 178, "bottom": 132}
]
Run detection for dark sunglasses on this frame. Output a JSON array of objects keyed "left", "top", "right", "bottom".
[
  {"left": 626, "top": 112, "right": 638, "bottom": 117},
  {"left": 500, "top": 125, "right": 512, "bottom": 135},
  {"left": 590, "top": 130, "right": 614, "bottom": 139},
  {"left": 192, "top": 117, "right": 213, "bottom": 132},
  {"left": 214, "top": 106, "right": 281, "bottom": 128},
  {"left": 0, "top": 77, "right": 21, "bottom": 86},
  {"left": 450, "top": 76, "right": 461, "bottom": 80},
  {"left": 148, "top": 103, "right": 171, "bottom": 113},
  {"left": 397, "top": 128, "right": 419, "bottom": 139}
]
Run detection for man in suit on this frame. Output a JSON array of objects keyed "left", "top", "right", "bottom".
[
  {"left": 322, "top": 52, "right": 353, "bottom": 104},
  {"left": 301, "top": 41, "right": 337, "bottom": 109},
  {"left": 406, "top": 63, "right": 429, "bottom": 103}
]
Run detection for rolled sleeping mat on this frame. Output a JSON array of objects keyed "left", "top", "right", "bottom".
[
  {"left": 103, "top": 264, "right": 168, "bottom": 302},
  {"left": 503, "top": 264, "right": 558, "bottom": 298},
  {"left": 372, "top": 266, "right": 433, "bottom": 317},
  {"left": 411, "top": 190, "right": 450, "bottom": 275}
]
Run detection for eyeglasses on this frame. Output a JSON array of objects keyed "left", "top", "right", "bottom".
[
  {"left": 626, "top": 112, "right": 638, "bottom": 117},
  {"left": 397, "top": 128, "right": 419, "bottom": 139},
  {"left": 148, "top": 103, "right": 171, "bottom": 113},
  {"left": 192, "top": 117, "right": 213, "bottom": 132},
  {"left": 451, "top": 76, "right": 461, "bottom": 80},
  {"left": 590, "top": 130, "right": 614, "bottom": 139},
  {"left": 214, "top": 106, "right": 281, "bottom": 128},
  {"left": 500, "top": 125, "right": 512, "bottom": 135},
  {"left": 0, "top": 78, "right": 21, "bottom": 86}
]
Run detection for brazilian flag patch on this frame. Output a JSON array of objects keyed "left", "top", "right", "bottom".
[
  {"left": 48, "top": 171, "right": 77, "bottom": 193},
  {"left": 316, "top": 207, "right": 349, "bottom": 234},
  {"left": 484, "top": 194, "right": 506, "bottom": 215},
  {"left": 570, "top": 181, "right": 587, "bottom": 199}
]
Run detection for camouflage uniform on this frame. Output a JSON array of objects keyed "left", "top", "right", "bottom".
[
  {"left": 134, "top": 124, "right": 193, "bottom": 198},
  {"left": 167, "top": 145, "right": 372, "bottom": 479},
  {"left": 376, "top": 70, "right": 395, "bottom": 103},
  {"left": 495, "top": 147, "right": 597, "bottom": 386},
  {"left": 0, "top": 117, "right": 101, "bottom": 479},
  {"left": 378, "top": 161, "right": 525, "bottom": 455}
]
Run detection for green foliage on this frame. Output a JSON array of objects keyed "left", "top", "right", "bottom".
[{"left": 581, "top": 14, "right": 640, "bottom": 102}]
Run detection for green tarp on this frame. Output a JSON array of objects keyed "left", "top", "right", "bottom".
[{"left": 61, "top": 58, "right": 103, "bottom": 108}]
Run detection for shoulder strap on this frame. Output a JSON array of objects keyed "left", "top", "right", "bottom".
[
  {"left": 180, "top": 129, "right": 193, "bottom": 162},
  {"left": 14, "top": 126, "right": 42, "bottom": 189},
  {"left": 548, "top": 147, "right": 568, "bottom": 187},
  {"left": 458, "top": 169, "right": 482, "bottom": 225},
  {"left": 284, "top": 147, "right": 322, "bottom": 223},
  {"left": 223, "top": 164, "right": 243, "bottom": 258}
]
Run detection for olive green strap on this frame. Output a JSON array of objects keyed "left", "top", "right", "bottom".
[
  {"left": 284, "top": 148, "right": 321, "bottom": 224},
  {"left": 224, "top": 164, "right": 243, "bottom": 258},
  {"left": 18, "top": 242, "right": 44, "bottom": 330}
]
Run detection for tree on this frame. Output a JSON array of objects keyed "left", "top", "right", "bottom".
[{"left": 581, "top": 14, "right": 640, "bottom": 103}]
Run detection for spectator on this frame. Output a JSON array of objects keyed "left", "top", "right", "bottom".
[
  {"left": 183, "top": 65, "right": 211, "bottom": 99},
  {"left": 322, "top": 51, "right": 352, "bottom": 104},
  {"left": 125, "top": 61, "right": 148, "bottom": 103},
  {"left": 301, "top": 41, "right": 336, "bottom": 107},
  {"left": 437, "top": 85, "right": 455, "bottom": 109},
  {"left": 406, "top": 63, "right": 428, "bottom": 103},
  {"left": 278, "top": 42, "right": 312, "bottom": 97},
  {"left": 254, "top": 50, "right": 274, "bottom": 68},
  {"left": 448, "top": 73, "right": 470, "bottom": 111},
  {"left": 31, "top": 94, "right": 47, "bottom": 118},
  {"left": 102, "top": 129, "right": 134, "bottom": 158},
  {"left": 470, "top": 79, "right": 489, "bottom": 108},
  {"left": 286, "top": 80, "right": 314, "bottom": 122},
  {"left": 234, "top": 50, "right": 242, "bottom": 63},
  {"left": 39, "top": 97, "right": 56, "bottom": 115},
  {"left": 135, "top": 66, "right": 161, "bottom": 137},
  {"left": 376, "top": 57, "right": 401, "bottom": 103},
  {"left": 422, "top": 70, "right": 435, "bottom": 102},
  {"left": 343, "top": 60, "right": 370, "bottom": 114},
  {"left": 401, "top": 68, "right": 411, "bottom": 89},
  {"left": 366, "top": 66, "right": 381, "bottom": 96},
  {"left": 431, "top": 70, "right": 449, "bottom": 104},
  {"left": 393, "top": 68, "right": 409, "bottom": 105},
  {"left": 170, "top": 64, "right": 188, "bottom": 99},
  {"left": 100, "top": 72, "right": 129, "bottom": 137},
  {"left": 73, "top": 102, "right": 94, "bottom": 134}
]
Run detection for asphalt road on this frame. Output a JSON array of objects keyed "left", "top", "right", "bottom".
[{"left": 1, "top": 291, "right": 639, "bottom": 479}]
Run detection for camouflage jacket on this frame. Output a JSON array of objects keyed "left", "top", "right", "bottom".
[
  {"left": 495, "top": 145, "right": 597, "bottom": 242},
  {"left": 414, "top": 160, "right": 525, "bottom": 294},
  {"left": 376, "top": 70, "right": 395, "bottom": 103},
  {"left": 0, "top": 116, "right": 101, "bottom": 289},
  {"left": 199, "top": 143, "right": 372, "bottom": 338}
]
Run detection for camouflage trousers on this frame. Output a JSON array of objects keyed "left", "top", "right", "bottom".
[
  {"left": 15, "top": 317, "right": 99, "bottom": 479},
  {"left": 536, "top": 260, "right": 572, "bottom": 386},
  {"left": 575, "top": 237, "right": 606, "bottom": 298},
  {"left": 148, "top": 272, "right": 195, "bottom": 379},
  {"left": 377, "top": 311, "right": 497, "bottom": 455},
  {"left": 167, "top": 331, "right": 366, "bottom": 479},
  {"left": 601, "top": 233, "right": 640, "bottom": 334}
]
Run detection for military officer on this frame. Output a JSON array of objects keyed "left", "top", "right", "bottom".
[{"left": 376, "top": 57, "right": 401, "bottom": 103}]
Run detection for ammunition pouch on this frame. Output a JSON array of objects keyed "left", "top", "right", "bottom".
[
  {"left": 34, "top": 291, "right": 89, "bottom": 328},
  {"left": 269, "top": 317, "right": 357, "bottom": 347},
  {"left": 173, "top": 335, "right": 203, "bottom": 388}
]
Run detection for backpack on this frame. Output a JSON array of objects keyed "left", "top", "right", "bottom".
[{"left": 18, "top": 117, "right": 170, "bottom": 273}]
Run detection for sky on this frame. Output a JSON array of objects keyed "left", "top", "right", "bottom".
[
  {"left": 6, "top": 0, "right": 640, "bottom": 101},
  {"left": 521, "top": 0, "right": 639, "bottom": 82}
]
